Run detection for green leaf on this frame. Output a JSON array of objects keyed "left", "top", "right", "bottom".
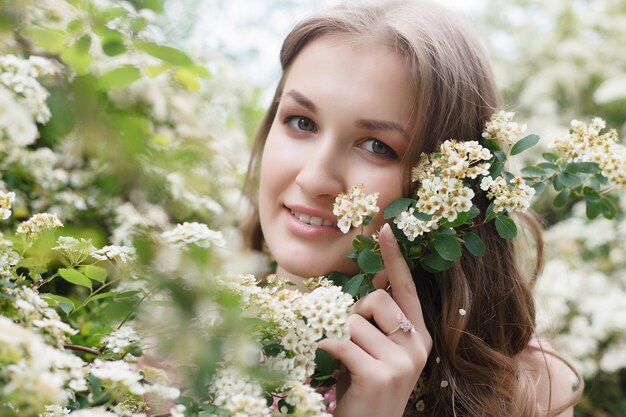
[
  {"left": 343, "top": 274, "right": 365, "bottom": 297},
  {"left": 357, "top": 249, "right": 383, "bottom": 274},
  {"left": 89, "top": 291, "right": 117, "bottom": 302},
  {"left": 495, "top": 215, "right": 517, "bottom": 239},
  {"left": 315, "top": 348, "right": 338, "bottom": 377},
  {"left": 440, "top": 211, "right": 470, "bottom": 228},
  {"left": 482, "top": 139, "right": 501, "bottom": 152},
  {"left": 553, "top": 189, "right": 570, "bottom": 208},
  {"left": 537, "top": 162, "right": 558, "bottom": 176},
  {"left": 102, "top": 39, "right": 127, "bottom": 56},
  {"left": 43, "top": 294, "right": 77, "bottom": 315},
  {"left": 585, "top": 200, "right": 600, "bottom": 219},
  {"left": 432, "top": 234, "right": 462, "bottom": 262},
  {"left": 531, "top": 181, "right": 546, "bottom": 195},
  {"left": 557, "top": 172, "right": 582, "bottom": 188},
  {"left": 462, "top": 232, "right": 485, "bottom": 257},
  {"left": 44, "top": 293, "right": 76, "bottom": 306},
  {"left": 488, "top": 160, "right": 505, "bottom": 178},
  {"left": 174, "top": 68, "right": 200, "bottom": 91},
  {"left": 493, "top": 150, "right": 506, "bottom": 161},
  {"left": 97, "top": 66, "right": 141, "bottom": 90},
  {"left": 583, "top": 187, "right": 601, "bottom": 203},
  {"left": 135, "top": 41, "right": 194, "bottom": 66},
  {"left": 484, "top": 202, "right": 497, "bottom": 222},
  {"left": 510, "top": 134, "right": 540, "bottom": 156},
  {"left": 384, "top": 198, "right": 414, "bottom": 219},
  {"left": 542, "top": 152, "right": 559, "bottom": 163},
  {"left": 420, "top": 252, "right": 452, "bottom": 273},
  {"left": 24, "top": 27, "right": 67, "bottom": 53},
  {"left": 60, "top": 34, "right": 92, "bottom": 75},
  {"left": 521, "top": 166, "right": 546, "bottom": 177},
  {"left": 571, "top": 161, "right": 599, "bottom": 174},
  {"left": 468, "top": 205, "right": 480, "bottom": 220},
  {"left": 83, "top": 265, "right": 107, "bottom": 283},
  {"left": 59, "top": 268, "right": 92, "bottom": 289},
  {"left": 600, "top": 198, "right": 617, "bottom": 220}
]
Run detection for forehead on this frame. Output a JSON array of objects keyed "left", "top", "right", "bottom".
[{"left": 281, "top": 34, "right": 415, "bottom": 128}]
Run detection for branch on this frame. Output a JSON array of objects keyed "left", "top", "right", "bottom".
[{"left": 64, "top": 344, "right": 102, "bottom": 356}]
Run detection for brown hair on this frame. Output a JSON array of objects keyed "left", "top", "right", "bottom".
[{"left": 243, "top": 0, "right": 581, "bottom": 415}]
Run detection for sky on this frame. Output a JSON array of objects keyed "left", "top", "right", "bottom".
[{"left": 177, "top": 0, "right": 485, "bottom": 91}]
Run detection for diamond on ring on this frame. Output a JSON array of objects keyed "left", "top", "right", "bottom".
[{"left": 397, "top": 313, "right": 416, "bottom": 334}]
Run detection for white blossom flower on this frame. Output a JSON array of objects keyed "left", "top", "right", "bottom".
[
  {"left": 393, "top": 208, "right": 438, "bottom": 241},
  {"left": 90, "top": 359, "right": 146, "bottom": 396},
  {"left": 53, "top": 236, "right": 98, "bottom": 264},
  {"left": 0, "top": 190, "right": 15, "bottom": 220},
  {"left": 92, "top": 245, "right": 136, "bottom": 263},
  {"left": 102, "top": 326, "right": 140, "bottom": 354},
  {"left": 553, "top": 117, "right": 626, "bottom": 188},
  {"left": 68, "top": 408, "right": 120, "bottom": 417},
  {"left": 42, "top": 404, "right": 71, "bottom": 417},
  {"left": 0, "top": 317, "right": 87, "bottom": 414},
  {"left": 169, "top": 404, "right": 186, "bottom": 417},
  {"left": 286, "top": 382, "right": 332, "bottom": 417},
  {"left": 333, "top": 184, "right": 380, "bottom": 233},
  {"left": 16, "top": 213, "right": 63, "bottom": 239},
  {"left": 210, "top": 367, "right": 271, "bottom": 417},
  {"left": 482, "top": 110, "right": 527, "bottom": 147},
  {"left": 161, "top": 222, "right": 226, "bottom": 249},
  {"left": 479, "top": 175, "right": 535, "bottom": 213}
]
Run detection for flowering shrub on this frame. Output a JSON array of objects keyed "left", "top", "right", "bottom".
[
  {"left": 1, "top": 0, "right": 624, "bottom": 416},
  {"left": 331, "top": 113, "right": 624, "bottom": 307}
]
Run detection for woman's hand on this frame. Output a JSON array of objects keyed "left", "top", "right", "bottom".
[{"left": 319, "top": 223, "right": 433, "bottom": 417}]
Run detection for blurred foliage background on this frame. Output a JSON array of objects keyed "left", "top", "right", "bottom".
[{"left": 0, "top": 0, "right": 624, "bottom": 416}]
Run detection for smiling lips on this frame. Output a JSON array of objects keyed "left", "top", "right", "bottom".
[{"left": 288, "top": 208, "right": 337, "bottom": 227}]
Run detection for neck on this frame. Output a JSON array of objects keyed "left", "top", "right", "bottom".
[{"left": 275, "top": 265, "right": 311, "bottom": 293}]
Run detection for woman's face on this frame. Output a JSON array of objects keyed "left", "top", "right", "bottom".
[{"left": 258, "top": 34, "right": 415, "bottom": 283}]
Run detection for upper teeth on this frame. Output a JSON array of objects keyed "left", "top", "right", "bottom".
[{"left": 291, "top": 210, "right": 336, "bottom": 227}]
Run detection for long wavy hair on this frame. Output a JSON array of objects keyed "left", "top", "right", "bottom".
[{"left": 243, "top": 1, "right": 581, "bottom": 415}]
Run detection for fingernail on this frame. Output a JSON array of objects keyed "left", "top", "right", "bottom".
[{"left": 381, "top": 223, "right": 395, "bottom": 244}]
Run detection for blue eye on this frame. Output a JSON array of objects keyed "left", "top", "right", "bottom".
[
  {"left": 286, "top": 116, "right": 316, "bottom": 132},
  {"left": 361, "top": 138, "right": 397, "bottom": 159}
]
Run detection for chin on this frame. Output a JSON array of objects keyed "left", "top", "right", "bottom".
[{"left": 276, "top": 256, "right": 358, "bottom": 280}]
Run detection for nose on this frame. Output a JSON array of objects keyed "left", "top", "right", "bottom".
[{"left": 295, "top": 136, "right": 345, "bottom": 199}]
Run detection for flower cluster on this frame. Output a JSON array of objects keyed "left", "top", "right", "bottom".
[
  {"left": 213, "top": 273, "right": 353, "bottom": 413},
  {"left": 333, "top": 184, "right": 380, "bottom": 233},
  {"left": 92, "top": 245, "right": 137, "bottom": 264},
  {"left": 482, "top": 110, "right": 527, "bottom": 147},
  {"left": 395, "top": 140, "right": 492, "bottom": 240},
  {"left": 0, "top": 190, "right": 15, "bottom": 220},
  {"left": 553, "top": 118, "right": 626, "bottom": 188},
  {"left": 102, "top": 325, "right": 141, "bottom": 354},
  {"left": 480, "top": 175, "right": 535, "bottom": 213},
  {"left": 0, "top": 316, "right": 87, "bottom": 416},
  {"left": 0, "top": 55, "right": 56, "bottom": 147},
  {"left": 210, "top": 367, "right": 270, "bottom": 417},
  {"left": 15, "top": 213, "right": 64, "bottom": 240},
  {"left": 161, "top": 222, "right": 226, "bottom": 249}
]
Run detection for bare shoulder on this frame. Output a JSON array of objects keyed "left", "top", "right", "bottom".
[{"left": 517, "top": 338, "right": 581, "bottom": 417}]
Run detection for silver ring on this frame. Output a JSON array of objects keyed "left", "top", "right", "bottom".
[{"left": 385, "top": 313, "right": 416, "bottom": 336}]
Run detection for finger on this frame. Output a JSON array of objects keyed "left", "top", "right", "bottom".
[
  {"left": 318, "top": 337, "right": 373, "bottom": 372},
  {"left": 347, "top": 313, "right": 396, "bottom": 359},
  {"left": 353, "top": 289, "right": 406, "bottom": 338},
  {"left": 379, "top": 223, "right": 425, "bottom": 330},
  {"left": 372, "top": 269, "right": 389, "bottom": 291}
]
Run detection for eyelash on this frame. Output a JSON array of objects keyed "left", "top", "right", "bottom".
[{"left": 282, "top": 115, "right": 398, "bottom": 160}]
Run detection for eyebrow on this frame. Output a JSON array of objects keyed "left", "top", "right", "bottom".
[
  {"left": 357, "top": 119, "right": 410, "bottom": 141},
  {"left": 284, "top": 90, "right": 317, "bottom": 113},
  {"left": 283, "top": 89, "right": 409, "bottom": 140}
]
